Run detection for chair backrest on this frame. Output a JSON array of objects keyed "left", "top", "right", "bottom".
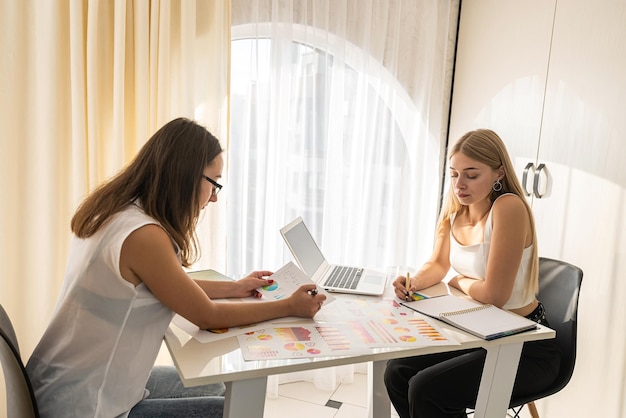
[
  {"left": 536, "top": 257, "right": 583, "bottom": 393},
  {"left": 0, "top": 304, "right": 40, "bottom": 418},
  {"left": 0, "top": 305, "right": 20, "bottom": 353}
]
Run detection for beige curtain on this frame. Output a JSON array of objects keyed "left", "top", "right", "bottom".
[{"left": 0, "top": 0, "right": 230, "bottom": 407}]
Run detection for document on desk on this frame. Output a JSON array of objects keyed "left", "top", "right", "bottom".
[
  {"left": 171, "top": 314, "right": 288, "bottom": 344},
  {"left": 256, "top": 261, "right": 335, "bottom": 305},
  {"left": 236, "top": 298, "right": 460, "bottom": 360},
  {"left": 236, "top": 315, "right": 458, "bottom": 360},
  {"left": 172, "top": 262, "right": 333, "bottom": 344}
]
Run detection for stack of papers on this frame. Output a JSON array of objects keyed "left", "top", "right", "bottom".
[{"left": 174, "top": 262, "right": 462, "bottom": 360}]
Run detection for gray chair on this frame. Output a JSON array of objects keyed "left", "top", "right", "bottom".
[
  {"left": 0, "top": 304, "right": 39, "bottom": 418},
  {"left": 508, "top": 257, "right": 583, "bottom": 418}
]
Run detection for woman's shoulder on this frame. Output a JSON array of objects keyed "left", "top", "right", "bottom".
[
  {"left": 102, "top": 204, "right": 163, "bottom": 240},
  {"left": 117, "top": 202, "right": 159, "bottom": 223},
  {"left": 492, "top": 193, "right": 528, "bottom": 220},
  {"left": 494, "top": 192, "right": 525, "bottom": 206}
]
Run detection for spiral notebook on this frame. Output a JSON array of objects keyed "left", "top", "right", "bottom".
[{"left": 401, "top": 294, "right": 537, "bottom": 340}]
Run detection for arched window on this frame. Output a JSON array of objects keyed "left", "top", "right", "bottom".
[
  {"left": 224, "top": 0, "right": 458, "bottom": 394},
  {"left": 226, "top": 14, "right": 454, "bottom": 278}
]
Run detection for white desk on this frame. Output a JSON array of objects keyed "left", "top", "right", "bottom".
[{"left": 164, "top": 298, "right": 554, "bottom": 418}]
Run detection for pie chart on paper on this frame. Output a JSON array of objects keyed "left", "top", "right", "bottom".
[
  {"left": 399, "top": 335, "right": 416, "bottom": 342},
  {"left": 284, "top": 342, "right": 305, "bottom": 351}
]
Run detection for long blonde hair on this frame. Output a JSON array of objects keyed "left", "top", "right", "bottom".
[
  {"left": 438, "top": 129, "right": 539, "bottom": 297},
  {"left": 71, "top": 118, "right": 223, "bottom": 267}
]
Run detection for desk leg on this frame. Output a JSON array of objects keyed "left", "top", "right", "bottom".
[
  {"left": 223, "top": 377, "right": 267, "bottom": 418},
  {"left": 368, "top": 361, "right": 391, "bottom": 418},
  {"left": 473, "top": 342, "right": 523, "bottom": 418}
]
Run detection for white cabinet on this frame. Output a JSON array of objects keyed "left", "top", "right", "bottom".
[
  {"left": 448, "top": 0, "right": 554, "bottom": 160},
  {"left": 449, "top": 1, "right": 626, "bottom": 417},
  {"left": 448, "top": 0, "right": 558, "bottom": 245}
]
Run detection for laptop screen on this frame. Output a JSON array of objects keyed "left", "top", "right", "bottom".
[{"left": 282, "top": 220, "right": 325, "bottom": 277}]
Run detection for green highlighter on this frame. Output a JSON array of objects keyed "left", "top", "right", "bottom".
[{"left": 410, "top": 292, "right": 429, "bottom": 301}]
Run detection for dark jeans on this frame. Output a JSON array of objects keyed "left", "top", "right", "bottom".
[
  {"left": 384, "top": 303, "right": 560, "bottom": 418},
  {"left": 129, "top": 366, "right": 225, "bottom": 418}
]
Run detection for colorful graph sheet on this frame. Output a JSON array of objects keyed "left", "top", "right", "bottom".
[
  {"left": 257, "top": 261, "right": 335, "bottom": 304},
  {"left": 237, "top": 325, "right": 345, "bottom": 359},
  {"left": 237, "top": 315, "right": 458, "bottom": 360},
  {"left": 171, "top": 314, "right": 299, "bottom": 344},
  {"left": 314, "top": 296, "right": 413, "bottom": 323},
  {"left": 172, "top": 278, "right": 459, "bottom": 356},
  {"left": 172, "top": 262, "right": 331, "bottom": 344}
]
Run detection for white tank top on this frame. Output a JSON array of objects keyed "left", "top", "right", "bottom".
[
  {"left": 449, "top": 194, "right": 534, "bottom": 310},
  {"left": 27, "top": 204, "right": 176, "bottom": 418}
]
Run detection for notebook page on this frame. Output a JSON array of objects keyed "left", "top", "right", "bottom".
[
  {"left": 442, "top": 305, "right": 536, "bottom": 339},
  {"left": 402, "top": 294, "right": 483, "bottom": 317}
]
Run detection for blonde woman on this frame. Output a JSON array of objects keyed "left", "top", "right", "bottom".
[{"left": 384, "top": 129, "right": 560, "bottom": 418}]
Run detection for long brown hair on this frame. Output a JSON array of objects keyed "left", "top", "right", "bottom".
[
  {"left": 71, "top": 118, "right": 223, "bottom": 267},
  {"left": 438, "top": 129, "right": 539, "bottom": 297}
]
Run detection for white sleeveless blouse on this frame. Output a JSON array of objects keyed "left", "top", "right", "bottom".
[
  {"left": 449, "top": 194, "right": 534, "bottom": 310},
  {"left": 27, "top": 204, "right": 176, "bottom": 417}
]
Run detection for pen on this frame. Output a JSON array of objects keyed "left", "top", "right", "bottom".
[
  {"left": 405, "top": 272, "right": 411, "bottom": 301},
  {"left": 310, "top": 288, "right": 318, "bottom": 296}
]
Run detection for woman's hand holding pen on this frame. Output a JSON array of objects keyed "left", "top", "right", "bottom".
[
  {"left": 392, "top": 273, "right": 413, "bottom": 301},
  {"left": 287, "top": 284, "right": 327, "bottom": 318}
]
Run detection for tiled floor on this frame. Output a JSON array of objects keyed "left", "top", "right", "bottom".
[
  {"left": 264, "top": 371, "right": 535, "bottom": 418},
  {"left": 263, "top": 370, "right": 400, "bottom": 418}
]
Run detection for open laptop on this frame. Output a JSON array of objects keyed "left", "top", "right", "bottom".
[{"left": 280, "top": 217, "right": 387, "bottom": 296}]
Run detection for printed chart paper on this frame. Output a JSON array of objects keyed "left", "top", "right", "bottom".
[
  {"left": 172, "top": 273, "right": 460, "bottom": 357},
  {"left": 173, "top": 262, "right": 329, "bottom": 344},
  {"left": 257, "top": 261, "right": 335, "bottom": 304},
  {"left": 315, "top": 296, "right": 411, "bottom": 323},
  {"left": 237, "top": 315, "right": 458, "bottom": 360},
  {"left": 171, "top": 313, "right": 299, "bottom": 344}
]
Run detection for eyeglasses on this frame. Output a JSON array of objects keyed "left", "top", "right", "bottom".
[{"left": 202, "top": 175, "right": 223, "bottom": 196}]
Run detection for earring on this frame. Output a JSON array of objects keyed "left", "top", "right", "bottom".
[{"left": 492, "top": 179, "right": 503, "bottom": 192}]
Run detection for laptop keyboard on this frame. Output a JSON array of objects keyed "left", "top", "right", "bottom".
[{"left": 323, "top": 266, "right": 363, "bottom": 289}]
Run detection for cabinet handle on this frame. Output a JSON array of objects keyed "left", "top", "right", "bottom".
[
  {"left": 533, "top": 163, "right": 546, "bottom": 198},
  {"left": 522, "top": 162, "right": 535, "bottom": 197}
]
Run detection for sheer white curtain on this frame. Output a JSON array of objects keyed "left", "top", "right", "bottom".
[{"left": 228, "top": 0, "right": 459, "bottom": 395}]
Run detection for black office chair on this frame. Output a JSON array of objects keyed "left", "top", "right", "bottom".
[
  {"left": 0, "top": 304, "right": 40, "bottom": 418},
  {"left": 507, "top": 257, "right": 583, "bottom": 418}
]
